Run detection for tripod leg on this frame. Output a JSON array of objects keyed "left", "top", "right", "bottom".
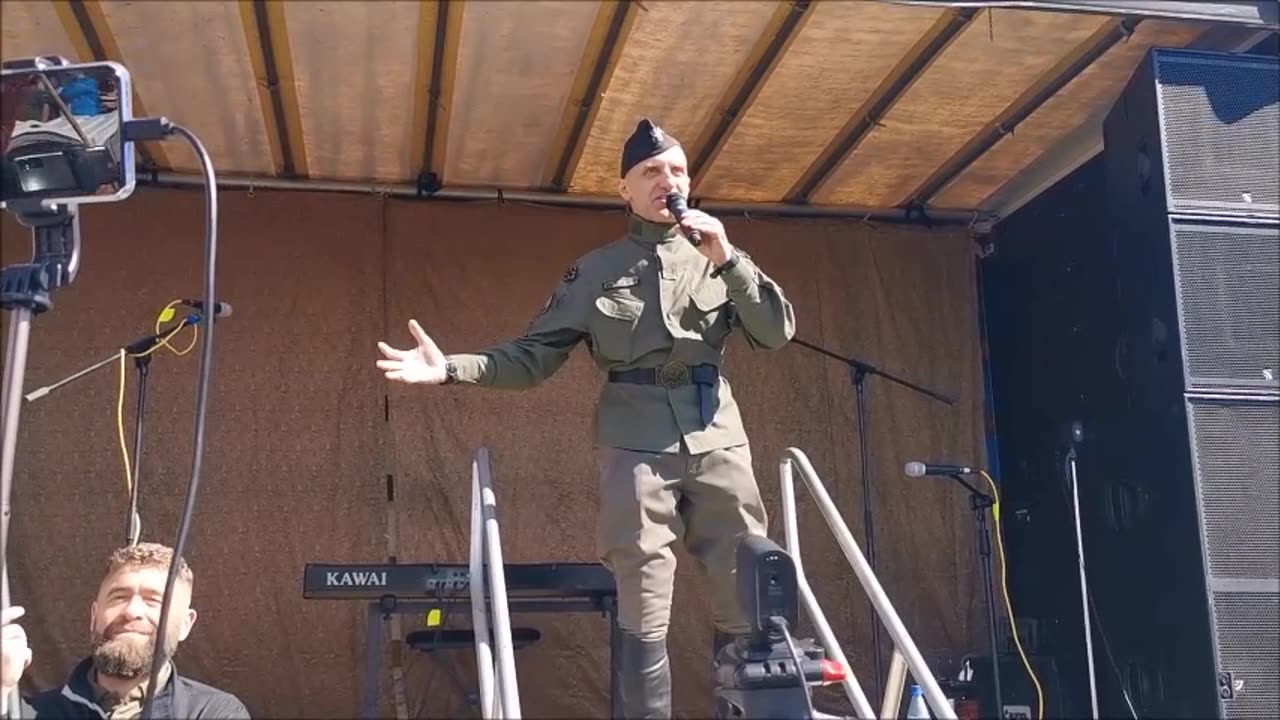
[
  {"left": 1, "top": 309, "right": 34, "bottom": 610},
  {"left": 2, "top": 308, "right": 33, "bottom": 720}
]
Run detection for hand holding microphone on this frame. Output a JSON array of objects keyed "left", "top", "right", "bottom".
[
  {"left": 665, "top": 192, "right": 701, "bottom": 246},
  {"left": 665, "top": 192, "right": 734, "bottom": 267}
]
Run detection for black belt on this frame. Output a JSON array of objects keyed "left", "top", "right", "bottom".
[{"left": 608, "top": 362, "right": 719, "bottom": 425}]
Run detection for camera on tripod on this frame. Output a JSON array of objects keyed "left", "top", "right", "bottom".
[{"left": 713, "top": 535, "right": 846, "bottom": 719}]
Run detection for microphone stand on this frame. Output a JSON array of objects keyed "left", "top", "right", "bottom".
[
  {"left": 1064, "top": 422, "right": 1100, "bottom": 719},
  {"left": 788, "top": 338, "right": 953, "bottom": 701},
  {"left": 946, "top": 473, "right": 1003, "bottom": 717},
  {"left": 23, "top": 314, "right": 202, "bottom": 545}
]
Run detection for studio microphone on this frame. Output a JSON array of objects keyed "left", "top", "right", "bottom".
[
  {"left": 180, "top": 299, "right": 233, "bottom": 318},
  {"left": 664, "top": 191, "right": 701, "bottom": 246},
  {"left": 904, "top": 461, "right": 975, "bottom": 477}
]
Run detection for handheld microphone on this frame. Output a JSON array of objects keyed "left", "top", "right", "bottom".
[
  {"left": 664, "top": 191, "right": 701, "bottom": 246},
  {"left": 180, "top": 299, "right": 232, "bottom": 318},
  {"left": 904, "top": 461, "right": 975, "bottom": 477}
]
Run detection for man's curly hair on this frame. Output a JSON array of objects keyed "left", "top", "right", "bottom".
[{"left": 106, "top": 542, "right": 194, "bottom": 587}]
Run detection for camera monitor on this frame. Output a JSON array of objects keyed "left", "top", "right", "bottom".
[{"left": 0, "top": 57, "right": 135, "bottom": 210}]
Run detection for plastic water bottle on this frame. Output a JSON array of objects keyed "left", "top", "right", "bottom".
[{"left": 906, "top": 684, "right": 931, "bottom": 719}]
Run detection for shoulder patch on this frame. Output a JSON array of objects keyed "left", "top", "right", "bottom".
[{"left": 563, "top": 265, "right": 579, "bottom": 283}]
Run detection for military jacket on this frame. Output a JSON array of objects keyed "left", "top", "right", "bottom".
[{"left": 448, "top": 216, "right": 795, "bottom": 453}]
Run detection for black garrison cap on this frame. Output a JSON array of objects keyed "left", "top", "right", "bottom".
[{"left": 620, "top": 118, "right": 681, "bottom": 177}]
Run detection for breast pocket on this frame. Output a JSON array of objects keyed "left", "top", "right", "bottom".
[
  {"left": 690, "top": 282, "right": 733, "bottom": 345},
  {"left": 590, "top": 293, "right": 644, "bottom": 362}
]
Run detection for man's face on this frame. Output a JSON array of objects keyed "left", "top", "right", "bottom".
[
  {"left": 618, "top": 145, "right": 691, "bottom": 224},
  {"left": 88, "top": 566, "right": 197, "bottom": 679}
]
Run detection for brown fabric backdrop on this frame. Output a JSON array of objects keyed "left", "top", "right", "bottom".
[{"left": 2, "top": 187, "right": 986, "bottom": 718}]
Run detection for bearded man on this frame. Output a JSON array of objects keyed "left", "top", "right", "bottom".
[{"left": 1, "top": 542, "right": 248, "bottom": 718}]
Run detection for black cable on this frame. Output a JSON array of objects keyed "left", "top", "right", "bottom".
[
  {"left": 772, "top": 617, "right": 816, "bottom": 720},
  {"left": 137, "top": 121, "right": 218, "bottom": 720},
  {"left": 1083, "top": 568, "right": 1140, "bottom": 719}
]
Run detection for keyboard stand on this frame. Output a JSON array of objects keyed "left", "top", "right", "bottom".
[{"left": 359, "top": 583, "right": 620, "bottom": 718}]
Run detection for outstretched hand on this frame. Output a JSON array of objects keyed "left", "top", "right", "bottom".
[{"left": 376, "top": 319, "right": 448, "bottom": 385}]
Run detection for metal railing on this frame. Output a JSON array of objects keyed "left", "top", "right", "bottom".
[
  {"left": 779, "top": 447, "right": 957, "bottom": 720},
  {"left": 469, "top": 447, "right": 522, "bottom": 719}
]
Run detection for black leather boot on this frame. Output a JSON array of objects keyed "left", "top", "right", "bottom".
[{"left": 618, "top": 632, "right": 672, "bottom": 719}]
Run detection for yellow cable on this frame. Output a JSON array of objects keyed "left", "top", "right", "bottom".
[
  {"left": 981, "top": 470, "right": 1044, "bottom": 720},
  {"left": 116, "top": 300, "right": 202, "bottom": 499},
  {"left": 130, "top": 321, "right": 197, "bottom": 359},
  {"left": 155, "top": 299, "right": 181, "bottom": 335},
  {"left": 141, "top": 299, "right": 198, "bottom": 356},
  {"left": 116, "top": 349, "right": 132, "bottom": 496}
]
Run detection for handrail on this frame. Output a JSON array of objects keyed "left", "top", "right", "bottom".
[
  {"left": 779, "top": 447, "right": 957, "bottom": 720},
  {"left": 469, "top": 453, "right": 496, "bottom": 717},
  {"left": 470, "top": 447, "right": 522, "bottom": 719}
]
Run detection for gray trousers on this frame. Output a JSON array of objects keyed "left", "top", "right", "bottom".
[{"left": 595, "top": 443, "right": 768, "bottom": 718}]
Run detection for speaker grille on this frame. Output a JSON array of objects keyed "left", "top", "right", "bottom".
[
  {"left": 1154, "top": 51, "right": 1279, "bottom": 217},
  {"left": 1172, "top": 221, "right": 1280, "bottom": 392},
  {"left": 1187, "top": 399, "right": 1280, "bottom": 582},
  {"left": 1212, "top": 592, "right": 1280, "bottom": 719}
]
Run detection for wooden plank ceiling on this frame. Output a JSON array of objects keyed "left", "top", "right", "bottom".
[{"left": 0, "top": 0, "right": 1251, "bottom": 216}]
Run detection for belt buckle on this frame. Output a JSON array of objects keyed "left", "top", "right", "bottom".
[{"left": 658, "top": 361, "right": 691, "bottom": 388}]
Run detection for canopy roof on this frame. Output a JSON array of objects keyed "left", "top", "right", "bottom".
[{"left": 2, "top": 0, "right": 1275, "bottom": 221}]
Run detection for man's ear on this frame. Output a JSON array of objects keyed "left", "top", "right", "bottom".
[
  {"left": 617, "top": 178, "right": 630, "bottom": 203},
  {"left": 177, "top": 608, "right": 197, "bottom": 642}
]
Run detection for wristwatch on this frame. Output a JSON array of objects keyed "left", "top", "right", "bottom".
[
  {"left": 710, "top": 249, "right": 741, "bottom": 279},
  {"left": 443, "top": 359, "right": 459, "bottom": 384}
]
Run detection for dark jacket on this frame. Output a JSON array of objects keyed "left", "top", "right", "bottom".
[{"left": 12, "top": 657, "right": 249, "bottom": 719}]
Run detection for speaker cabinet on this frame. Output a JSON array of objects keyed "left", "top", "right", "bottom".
[
  {"left": 1092, "top": 47, "right": 1279, "bottom": 719},
  {"left": 1168, "top": 219, "right": 1279, "bottom": 393},
  {"left": 1104, "top": 48, "right": 1279, "bottom": 395},
  {"left": 980, "top": 45, "right": 1278, "bottom": 720},
  {"left": 1148, "top": 50, "right": 1279, "bottom": 218}
]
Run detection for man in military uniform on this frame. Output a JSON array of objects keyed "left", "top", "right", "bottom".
[{"left": 376, "top": 118, "right": 795, "bottom": 718}]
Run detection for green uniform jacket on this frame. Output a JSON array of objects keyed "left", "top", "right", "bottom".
[{"left": 448, "top": 217, "right": 796, "bottom": 454}]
